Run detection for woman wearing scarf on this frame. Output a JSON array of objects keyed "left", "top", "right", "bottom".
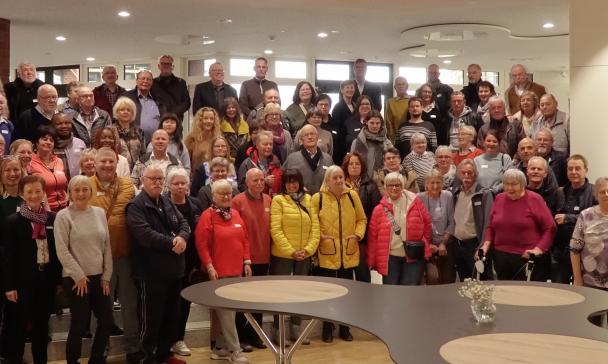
[
  {"left": 51, "top": 112, "right": 86, "bottom": 180},
  {"left": 476, "top": 81, "right": 496, "bottom": 124},
  {"left": 220, "top": 97, "right": 249, "bottom": 160},
  {"left": 2, "top": 175, "right": 61, "bottom": 364},
  {"left": 261, "top": 103, "right": 293, "bottom": 163},
  {"left": 269, "top": 169, "right": 320, "bottom": 344},
  {"left": 195, "top": 179, "right": 252, "bottom": 363},
  {"left": 350, "top": 110, "right": 393, "bottom": 179},
  {"left": 237, "top": 130, "right": 283, "bottom": 196},
  {"left": 111, "top": 97, "right": 145, "bottom": 171}
]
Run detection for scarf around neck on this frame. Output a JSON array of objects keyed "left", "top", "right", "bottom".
[
  {"left": 19, "top": 201, "right": 49, "bottom": 239},
  {"left": 211, "top": 203, "right": 232, "bottom": 221},
  {"left": 301, "top": 147, "right": 321, "bottom": 171}
]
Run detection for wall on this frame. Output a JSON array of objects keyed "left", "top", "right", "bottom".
[{"left": 533, "top": 71, "right": 570, "bottom": 113}]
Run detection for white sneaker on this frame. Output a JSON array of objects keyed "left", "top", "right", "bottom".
[
  {"left": 171, "top": 341, "right": 191, "bottom": 356},
  {"left": 210, "top": 347, "right": 230, "bottom": 360},
  {"left": 229, "top": 350, "right": 249, "bottom": 364}
]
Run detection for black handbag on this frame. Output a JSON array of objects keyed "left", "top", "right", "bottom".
[{"left": 404, "top": 240, "right": 425, "bottom": 261}]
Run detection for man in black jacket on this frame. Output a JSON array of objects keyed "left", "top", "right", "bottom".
[
  {"left": 3, "top": 62, "right": 45, "bottom": 121},
  {"left": 14, "top": 84, "right": 58, "bottom": 143},
  {"left": 427, "top": 64, "right": 453, "bottom": 115},
  {"left": 126, "top": 164, "right": 190, "bottom": 364},
  {"left": 153, "top": 55, "right": 190, "bottom": 121},
  {"left": 535, "top": 128, "right": 568, "bottom": 187},
  {"left": 352, "top": 58, "right": 382, "bottom": 111},
  {"left": 461, "top": 64, "right": 482, "bottom": 111},
  {"left": 192, "top": 62, "right": 238, "bottom": 115}
]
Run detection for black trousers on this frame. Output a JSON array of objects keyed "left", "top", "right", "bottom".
[
  {"left": 270, "top": 256, "right": 311, "bottom": 328},
  {"left": 454, "top": 238, "right": 493, "bottom": 281},
  {"left": 315, "top": 266, "right": 354, "bottom": 330},
  {"left": 493, "top": 249, "right": 550, "bottom": 281},
  {"left": 550, "top": 245, "right": 573, "bottom": 284},
  {"left": 64, "top": 275, "right": 113, "bottom": 364},
  {"left": 236, "top": 263, "right": 268, "bottom": 344},
  {"left": 176, "top": 271, "right": 195, "bottom": 341},
  {"left": 4, "top": 270, "right": 55, "bottom": 364},
  {"left": 353, "top": 244, "right": 371, "bottom": 283},
  {"left": 135, "top": 278, "right": 182, "bottom": 363}
]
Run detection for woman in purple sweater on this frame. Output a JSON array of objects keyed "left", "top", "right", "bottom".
[{"left": 479, "top": 169, "right": 556, "bottom": 281}]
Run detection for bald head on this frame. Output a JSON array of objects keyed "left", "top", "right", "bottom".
[
  {"left": 427, "top": 64, "right": 440, "bottom": 82},
  {"left": 245, "top": 168, "right": 265, "bottom": 196},
  {"left": 37, "top": 85, "right": 58, "bottom": 114}
]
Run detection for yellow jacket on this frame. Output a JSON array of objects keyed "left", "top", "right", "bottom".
[
  {"left": 89, "top": 175, "right": 136, "bottom": 258},
  {"left": 311, "top": 187, "right": 367, "bottom": 270},
  {"left": 270, "top": 194, "right": 320, "bottom": 258}
]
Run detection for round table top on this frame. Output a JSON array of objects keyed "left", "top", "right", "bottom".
[
  {"left": 182, "top": 277, "right": 608, "bottom": 364},
  {"left": 492, "top": 285, "right": 586, "bottom": 306},
  {"left": 215, "top": 279, "right": 349, "bottom": 303},
  {"left": 440, "top": 333, "right": 608, "bottom": 364}
]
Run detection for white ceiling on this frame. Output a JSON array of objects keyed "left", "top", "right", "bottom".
[{"left": 2, "top": 0, "right": 569, "bottom": 72}]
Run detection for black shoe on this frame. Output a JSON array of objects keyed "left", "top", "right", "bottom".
[
  {"left": 110, "top": 324, "right": 124, "bottom": 336},
  {"left": 250, "top": 338, "right": 267, "bottom": 349},
  {"left": 322, "top": 322, "right": 333, "bottom": 343},
  {"left": 240, "top": 343, "right": 253, "bottom": 352},
  {"left": 82, "top": 331, "right": 93, "bottom": 339},
  {"left": 126, "top": 351, "right": 143, "bottom": 364},
  {"left": 339, "top": 326, "right": 353, "bottom": 341}
]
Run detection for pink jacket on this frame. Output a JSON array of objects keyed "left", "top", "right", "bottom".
[{"left": 367, "top": 193, "right": 432, "bottom": 276}]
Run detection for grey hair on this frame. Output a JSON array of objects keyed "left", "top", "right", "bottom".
[
  {"left": 457, "top": 159, "right": 478, "bottom": 177},
  {"left": 535, "top": 128, "right": 554, "bottom": 141},
  {"left": 503, "top": 168, "right": 527, "bottom": 188},
  {"left": 527, "top": 156, "right": 548, "bottom": 170},
  {"left": 112, "top": 97, "right": 137, "bottom": 122},
  {"left": 256, "top": 130, "right": 273, "bottom": 144},
  {"left": 245, "top": 168, "right": 263, "bottom": 182},
  {"left": 208, "top": 156, "right": 230, "bottom": 171},
  {"left": 18, "top": 62, "right": 36, "bottom": 73},
  {"left": 136, "top": 69, "right": 153, "bottom": 79},
  {"left": 37, "top": 84, "right": 57, "bottom": 98},
  {"left": 102, "top": 65, "right": 117, "bottom": 74},
  {"left": 595, "top": 177, "right": 608, "bottom": 192},
  {"left": 459, "top": 125, "right": 476, "bottom": 139},
  {"left": 488, "top": 95, "right": 505, "bottom": 108},
  {"left": 424, "top": 169, "right": 444, "bottom": 183},
  {"left": 435, "top": 145, "right": 451, "bottom": 156},
  {"left": 211, "top": 179, "right": 232, "bottom": 194},
  {"left": 384, "top": 171, "right": 405, "bottom": 187},
  {"left": 410, "top": 132, "right": 427, "bottom": 144},
  {"left": 143, "top": 163, "right": 164, "bottom": 176},
  {"left": 166, "top": 167, "right": 190, "bottom": 185}
]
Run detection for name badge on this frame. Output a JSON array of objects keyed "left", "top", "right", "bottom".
[
  {"left": 47, "top": 226, "right": 54, "bottom": 230},
  {"left": 97, "top": 191, "right": 105, "bottom": 196},
  {"left": 1, "top": 130, "right": 8, "bottom": 134},
  {"left": 332, "top": 130, "right": 338, "bottom": 135},
  {"left": 56, "top": 170, "right": 65, "bottom": 174},
  {"left": 574, "top": 206, "right": 580, "bottom": 211},
  {"left": 354, "top": 128, "right": 361, "bottom": 132},
  {"left": 474, "top": 201, "right": 482, "bottom": 206},
  {"left": 430, "top": 115, "right": 437, "bottom": 118},
  {"left": 16, "top": 206, "right": 20, "bottom": 212},
  {"left": 437, "top": 94, "right": 443, "bottom": 98},
  {"left": 481, "top": 164, "right": 489, "bottom": 169},
  {"left": 234, "top": 224, "right": 242, "bottom": 228},
  {"left": 322, "top": 165, "right": 329, "bottom": 170},
  {"left": 264, "top": 208, "right": 270, "bottom": 212}
]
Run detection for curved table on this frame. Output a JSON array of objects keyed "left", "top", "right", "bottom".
[{"left": 182, "top": 276, "right": 608, "bottom": 364}]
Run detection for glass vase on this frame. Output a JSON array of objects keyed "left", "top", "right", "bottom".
[{"left": 470, "top": 299, "right": 496, "bottom": 324}]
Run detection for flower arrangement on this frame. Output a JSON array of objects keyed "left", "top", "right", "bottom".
[{"left": 457, "top": 278, "right": 494, "bottom": 302}]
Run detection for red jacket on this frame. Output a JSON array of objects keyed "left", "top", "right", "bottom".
[
  {"left": 195, "top": 208, "right": 251, "bottom": 278},
  {"left": 367, "top": 193, "right": 432, "bottom": 276}
]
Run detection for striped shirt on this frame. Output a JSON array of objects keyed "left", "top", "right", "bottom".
[
  {"left": 395, "top": 120, "right": 438, "bottom": 157},
  {"left": 402, "top": 151, "right": 435, "bottom": 192}
]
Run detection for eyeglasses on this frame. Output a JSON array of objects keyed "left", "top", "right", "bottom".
[
  {"left": 385, "top": 184, "right": 402, "bottom": 189},
  {"left": 143, "top": 176, "right": 165, "bottom": 183}
]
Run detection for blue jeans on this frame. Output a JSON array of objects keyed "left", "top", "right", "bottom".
[{"left": 383, "top": 255, "right": 424, "bottom": 285}]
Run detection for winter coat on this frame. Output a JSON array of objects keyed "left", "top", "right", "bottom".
[{"left": 270, "top": 194, "right": 320, "bottom": 259}]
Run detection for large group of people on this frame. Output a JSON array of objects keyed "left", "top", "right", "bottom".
[{"left": 0, "top": 54, "right": 604, "bottom": 364}]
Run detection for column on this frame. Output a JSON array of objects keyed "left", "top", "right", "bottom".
[
  {"left": 0, "top": 18, "right": 9, "bottom": 86},
  {"left": 570, "top": 1, "right": 608, "bottom": 180}
]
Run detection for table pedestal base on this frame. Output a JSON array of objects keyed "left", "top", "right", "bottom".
[{"left": 244, "top": 313, "right": 317, "bottom": 364}]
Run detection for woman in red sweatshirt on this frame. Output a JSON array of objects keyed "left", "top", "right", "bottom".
[
  {"left": 480, "top": 168, "right": 556, "bottom": 281},
  {"left": 195, "top": 179, "right": 252, "bottom": 363}
]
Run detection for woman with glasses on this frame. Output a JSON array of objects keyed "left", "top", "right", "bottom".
[
  {"left": 452, "top": 125, "right": 483, "bottom": 166},
  {"left": 434, "top": 146, "right": 456, "bottom": 190},
  {"left": 262, "top": 103, "right": 293, "bottom": 164},
  {"left": 112, "top": 97, "right": 145, "bottom": 171}
]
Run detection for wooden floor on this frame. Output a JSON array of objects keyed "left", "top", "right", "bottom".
[{"left": 49, "top": 332, "right": 395, "bottom": 364}]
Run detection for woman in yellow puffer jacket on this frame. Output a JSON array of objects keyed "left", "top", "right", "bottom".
[
  {"left": 270, "top": 168, "right": 320, "bottom": 343},
  {"left": 311, "top": 165, "right": 367, "bottom": 343}
]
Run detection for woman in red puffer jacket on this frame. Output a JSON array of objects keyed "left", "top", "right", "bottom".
[{"left": 367, "top": 171, "right": 432, "bottom": 285}]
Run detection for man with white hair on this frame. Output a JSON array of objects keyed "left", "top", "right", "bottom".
[
  {"left": 535, "top": 127, "right": 568, "bottom": 186},
  {"left": 93, "top": 65, "right": 126, "bottom": 115},
  {"left": 192, "top": 61, "right": 238, "bottom": 114},
  {"left": 505, "top": 64, "right": 547, "bottom": 114},
  {"left": 126, "top": 163, "right": 190, "bottom": 364},
  {"left": 461, "top": 64, "right": 483, "bottom": 110},
  {"left": 124, "top": 69, "right": 167, "bottom": 143},
  {"left": 14, "top": 84, "right": 58, "bottom": 142},
  {"left": 153, "top": 55, "right": 190, "bottom": 120},
  {"left": 526, "top": 156, "right": 560, "bottom": 214},
  {"left": 283, "top": 124, "right": 333, "bottom": 194},
  {"left": 476, "top": 96, "right": 525, "bottom": 158},
  {"left": 384, "top": 76, "right": 410, "bottom": 142},
  {"left": 72, "top": 86, "right": 112, "bottom": 146},
  {"left": 530, "top": 94, "right": 569, "bottom": 155},
  {"left": 3, "top": 62, "right": 45, "bottom": 121}
]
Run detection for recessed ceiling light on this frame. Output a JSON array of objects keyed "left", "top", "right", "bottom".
[
  {"left": 443, "top": 60, "right": 452, "bottom": 64},
  {"left": 118, "top": 11, "right": 130, "bottom": 17},
  {"left": 219, "top": 18, "right": 233, "bottom": 24},
  {"left": 264, "top": 49, "right": 273, "bottom": 55},
  {"left": 202, "top": 35, "right": 209, "bottom": 39},
  {"left": 86, "top": 57, "right": 95, "bottom": 62},
  {"left": 55, "top": 35, "right": 66, "bottom": 41},
  {"left": 203, "top": 40, "right": 215, "bottom": 45},
  {"left": 330, "top": 30, "right": 339, "bottom": 34},
  {"left": 543, "top": 22, "right": 555, "bottom": 29},
  {"left": 437, "top": 54, "right": 456, "bottom": 58},
  {"left": 317, "top": 32, "right": 328, "bottom": 38}
]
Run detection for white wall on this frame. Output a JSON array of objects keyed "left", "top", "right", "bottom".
[{"left": 533, "top": 71, "right": 570, "bottom": 113}]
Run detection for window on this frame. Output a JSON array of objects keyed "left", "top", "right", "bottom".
[
  {"left": 440, "top": 69, "right": 464, "bottom": 86},
  {"left": 124, "top": 63, "right": 151, "bottom": 80},
  {"left": 366, "top": 65, "right": 390, "bottom": 83},
  {"left": 88, "top": 67, "right": 103, "bottom": 83},
  {"left": 52, "top": 68, "right": 79, "bottom": 84},
  {"left": 188, "top": 58, "right": 217, "bottom": 77},
  {"left": 230, "top": 58, "right": 255, "bottom": 77},
  {"left": 275, "top": 60, "right": 307, "bottom": 79},
  {"left": 316, "top": 63, "right": 350, "bottom": 81},
  {"left": 482, "top": 71, "right": 500, "bottom": 87},
  {"left": 398, "top": 67, "right": 426, "bottom": 84},
  {"left": 203, "top": 59, "right": 217, "bottom": 77},
  {"left": 277, "top": 85, "right": 296, "bottom": 108}
]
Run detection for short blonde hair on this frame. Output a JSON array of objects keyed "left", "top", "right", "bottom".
[
  {"left": 262, "top": 103, "right": 281, "bottom": 120},
  {"left": 112, "top": 97, "right": 137, "bottom": 123},
  {"left": 384, "top": 171, "right": 405, "bottom": 187},
  {"left": 211, "top": 179, "right": 232, "bottom": 194},
  {"left": 320, "top": 165, "right": 343, "bottom": 191},
  {"left": 424, "top": 169, "right": 443, "bottom": 183},
  {"left": 67, "top": 175, "right": 93, "bottom": 201}
]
